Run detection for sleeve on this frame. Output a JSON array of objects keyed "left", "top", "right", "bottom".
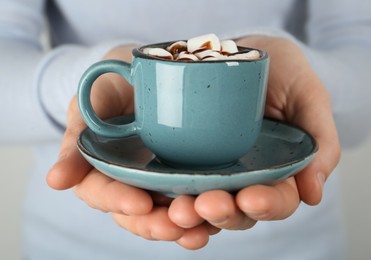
[
  {"left": 225, "top": 1, "right": 371, "bottom": 148},
  {"left": 0, "top": 0, "right": 55, "bottom": 144},
  {"left": 304, "top": 0, "right": 371, "bottom": 148},
  {"left": 0, "top": 1, "right": 138, "bottom": 145}
]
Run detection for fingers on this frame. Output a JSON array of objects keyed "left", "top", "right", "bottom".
[
  {"left": 145, "top": 182, "right": 299, "bottom": 249},
  {"left": 238, "top": 36, "right": 341, "bottom": 206},
  {"left": 194, "top": 191, "right": 257, "bottom": 230},
  {"left": 47, "top": 98, "right": 90, "bottom": 190},
  {"left": 167, "top": 195, "right": 221, "bottom": 247},
  {"left": 113, "top": 205, "right": 218, "bottom": 250},
  {"left": 112, "top": 207, "right": 184, "bottom": 241},
  {"left": 187, "top": 179, "right": 299, "bottom": 231},
  {"left": 168, "top": 196, "right": 204, "bottom": 228},
  {"left": 236, "top": 178, "right": 300, "bottom": 220},
  {"left": 73, "top": 168, "right": 153, "bottom": 215},
  {"left": 47, "top": 147, "right": 91, "bottom": 190},
  {"left": 47, "top": 74, "right": 134, "bottom": 190},
  {"left": 295, "top": 151, "right": 330, "bottom": 206},
  {"left": 288, "top": 73, "right": 341, "bottom": 205},
  {"left": 48, "top": 96, "right": 152, "bottom": 215},
  {"left": 176, "top": 225, "right": 210, "bottom": 250}
]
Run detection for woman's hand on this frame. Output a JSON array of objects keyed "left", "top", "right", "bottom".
[
  {"left": 46, "top": 45, "right": 219, "bottom": 250},
  {"left": 166, "top": 36, "right": 340, "bottom": 234},
  {"left": 47, "top": 36, "right": 341, "bottom": 250}
]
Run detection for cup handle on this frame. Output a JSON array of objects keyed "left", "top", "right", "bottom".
[{"left": 77, "top": 59, "right": 137, "bottom": 138}]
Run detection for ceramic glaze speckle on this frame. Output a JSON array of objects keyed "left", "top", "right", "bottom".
[
  {"left": 77, "top": 116, "right": 318, "bottom": 197},
  {"left": 78, "top": 42, "right": 269, "bottom": 168}
]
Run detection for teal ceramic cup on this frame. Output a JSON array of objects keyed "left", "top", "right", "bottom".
[{"left": 78, "top": 42, "right": 269, "bottom": 169}]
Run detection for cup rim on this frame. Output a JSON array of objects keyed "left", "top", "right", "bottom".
[{"left": 133, "top": 40, "right": 269, "bottom": 63}]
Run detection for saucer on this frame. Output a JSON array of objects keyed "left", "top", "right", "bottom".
[{"left": 77, "top": 116, "right": 318, "bottom": 197}]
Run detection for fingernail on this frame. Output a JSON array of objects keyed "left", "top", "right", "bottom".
[
  {"left": 317, "top": 172, "right": 326, "bottom": 189},
  {"left": 211, "top": 217, "right": 229, "bottom": 225},
  {"left": 248, "top": 211, "right": 268, "bottom": 220}
]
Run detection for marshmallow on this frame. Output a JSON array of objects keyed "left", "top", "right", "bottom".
[
  {"left": 142, "top": 47, "right": 151, "bottom": 54},
  {"left": 148, "top": 48, "right": 174, "bottom": 60},
  {"left": 195, "top": 49, "right": 223, "bottom": 60},
  {"left": 143, "top": 34, "right": 261, "bottom": 62},
  {"left": 187, "top": 33, "right": 221, "bottom": 53},
  {"left": 176, "top": 52, "right": 199, "bottom": 61},
  {"left": 166, "top": 41, "right": 187, "bottom": 56},
  {"left": 220, "top": 40, "right": 239, "bottom": 54},
  {"left": 229, "top": 50, "right": 260, "bottom": 60}
]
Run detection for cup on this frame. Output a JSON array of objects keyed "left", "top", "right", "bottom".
[{"left": 78, "top": 41, "right": 269, "bottom": 169}]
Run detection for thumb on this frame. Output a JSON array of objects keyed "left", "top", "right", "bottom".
[
  {"left": 288, "top": 75, "right": 341, "bottom": 205},
  {"left": 46, "top": 97, "right": 91, "bottom": 190}
]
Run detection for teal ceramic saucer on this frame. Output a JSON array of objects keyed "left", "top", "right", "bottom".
[{"left": 77, "top": 116, "right": 318, "bottom": 197}]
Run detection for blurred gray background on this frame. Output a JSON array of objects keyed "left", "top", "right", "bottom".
[{"left": 1, "top": 138, "right": 371, "bottom": 259}]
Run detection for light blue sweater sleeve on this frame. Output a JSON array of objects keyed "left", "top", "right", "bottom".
[
  {"left": 0, "top": 0, "right": 57, "bottom": 144},
  {"left": 228, "top": 1, "right": 371, "bottom": 147},
  {"left": 305, "top": 1, "right": 371, "bottom": 147},
  {"left": 0, "top": 0, "right": 139, "bottom": 144}
]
